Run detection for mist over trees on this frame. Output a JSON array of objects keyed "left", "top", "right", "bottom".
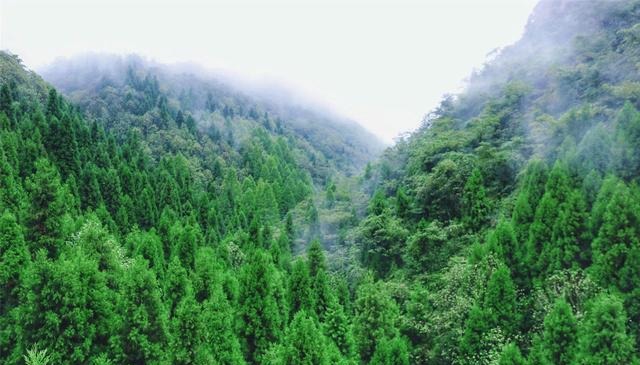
[{"left": 3, "top": 0, "right": 640, "bottom": 364}]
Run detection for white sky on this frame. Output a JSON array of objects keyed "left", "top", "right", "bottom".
[{"left": 0, "top": 0, "right": 538, "bottom": 143}]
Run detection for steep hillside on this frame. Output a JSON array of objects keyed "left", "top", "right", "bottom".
[
  {"left": 5, "top": 0, "right": 640, "bottom": 364},
  {"left": 0, "top": 51, "right": 362, "bottom": 365},
  {"left": 40, "top": 54, "right": 384, "bottom": 180},
  {"left": 356, "top": 0, "right": 640, "bottom": 363}
]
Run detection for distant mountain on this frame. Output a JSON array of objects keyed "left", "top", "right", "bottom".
[{"left": 40, "top": 54, "right": 384, "bottom": 180}]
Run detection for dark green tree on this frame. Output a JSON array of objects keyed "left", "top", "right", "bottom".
[
  {"left": 540, "top": 299, "right": 577, "bottom": 365},
  {"left": 353, "top": 277, "right": 399, "bottom": 362},
  {"left": 484, "top": 265, "right": 518, "bottom": 335},
  {"left": 238, "top": 250, "right": 283, "bottom": 363},
  {"left": 462, "top": 167, "right": 491, "bottom": 232},
  {"left": 370, "top": 336, "right": 410, "bottom": 365},
  {"left": 25, "top": 158, "right": 69, "bottom": 257},
  {"left": 575, "top": 294, "right": 637, "bottom": 365}
]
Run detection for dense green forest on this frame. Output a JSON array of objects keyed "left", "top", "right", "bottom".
[{"left": 4, "top": 0, "right": 640, "bottom": 364}]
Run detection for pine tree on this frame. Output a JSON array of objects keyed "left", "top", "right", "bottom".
[
  {"left": 370, "top": 336, "right": 410, "bottom": 365},
  {"left": 511, "top": 159, "right": 548, "bottom": 243},
  {"left": 120, "top": 259, "right": 170, "bottom": 364},
  {"left": 200, "top": 288, "right": 246, "bottom": 364},
  {"left": 170, "top": 288, "right": 207, "bottom": 365},
  {"left": 0, "top": 148, "right": 26, "bottom": 215},
  {"left": 592, "top": 181, "right": 640, "bottom": 292},
  {"left": 20, "top": 251, "right": 116, "bottom": 365},
  {"left": 0, "top": 211, "right": 30, "bottom": 362},
  {"left": 527, "top": 162, "right": 570, "bottom": 277},
  {"left": 307, "top": 239, "right": 326, "bottom": 278},
  {"left": 541, "top": 299, "right": 577, "bottom": 365},
  {"left": 238, "top": 250, "right": 283, "bottom": 363},
  {"left": 276, "top": 311, "right": 330, "bottom": 365},
  {"left": 323, "top": 297, "right": 355, "bottom": 358},
  {"left": 589, "top": 175, "right": 619, "bottom": 236},
  {"left": 459, "top": 305, "right": 490, "bottom": 363},
  {"left": 462, "top": 167, "right": 491, "bottom": 232},
  {"left": 498, "top": 343, "right": 526, "bottom": 365},
  {"left": 575, "top": 294, "right": 637, "bottom": 365},
  {"left": 288, "top": 258, "right": 315, "bottom": 316},
  {"left": 25, "top": 158, "right": 69, "bottom": 257},
  {"left": 548, "top": 189, "right": 590, "bottom": 272},
  {"left": 165, "top": 257, "right": 190, "bottom": 318},
  {"left": 353, "top": 277, "right": 399, "bottom": 362},
  {"left": 484, "top": 265, "right": 518, "bottom": 335},
  {"left": 485, "top": 220, "right": 518, "bottom": 273}
]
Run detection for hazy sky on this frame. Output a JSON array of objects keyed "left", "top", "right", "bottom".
[{"left": 1, "top": 0, "right": 537, "bottom": 142}]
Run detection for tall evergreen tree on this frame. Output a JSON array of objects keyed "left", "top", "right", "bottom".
[
  {"left": 540, "top": 299, "right": 577, "bottom": 365},
  {"left": 498, "top": 343, "right": 526, "bottom": 365},
  {"left": 575, "top": 294, "right": 637, "bottom": 365},
  {"left": 592, "top": 181, "right": 640, "bottom": 292},
  {"left": 238, "top": 250, "right": 283, "bottom": 363},
  {"left": 353, "top": 277, "right": 399, "bottom": 362},
  {"left": 25, "top": 158, "right": 69, "bottom": 257},
  {"left": 484, "top": 265, "right": 518, "bottom": 335},
  {"left": 462, "top": 167, "right": 491, "bottom": 232}
]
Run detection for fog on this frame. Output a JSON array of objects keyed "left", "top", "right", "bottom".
[{"left": 1, "top": 0, "right": 537, "bottom": 142}]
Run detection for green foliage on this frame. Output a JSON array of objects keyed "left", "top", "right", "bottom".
[
  {"left": 484, "top": 265, "right": 518, "bottom": 335},
  {"left": 358, "top": 206, "right": 408, "bottom": 278},
  {"left": 239, "top": 250, "right": 284, "bottom": 363},
  {"left": 23, "top": 346, "right": 51, "bottom": 365},
  {"left": 462, "top": 167, "right": 491, "bottom": 232},
  {"left": 591, "top": 181, "right": 640, "bottom": 292},
  {"left": 353, "top": 277, "right": 399, "bottom": 362},
  {"left": 540, "top": 299, "right": 577, "bottom": 365},
  {"left": 370, "top": 336, "right": 410, "bottom": 365},
  {"left": 8, "top": 0, "right": 640, "bottom": 362},
  {"left": 575, "top": 294, "right": 638, "bottom": 365},
  {"left": 406, "top": 219, "right": 447, "bottom": 274},
  {"left": 270, "top": 311, "right": 331, "bottom": 365},
  {"left": 498, "top": 343, "right": 526, "bottom": 365},
  {"left": 25, "top": 158, "right": 70, "bottom": 257}
]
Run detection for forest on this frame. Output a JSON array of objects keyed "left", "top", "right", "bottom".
[{"left": 3, "top": 0, "right": 640, "bottom": 364}]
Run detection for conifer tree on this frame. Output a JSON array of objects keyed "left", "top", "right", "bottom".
[
  {"left": 462, "top": 167, "right": 490, "bottom": 232},
  {"left": 275, "top": 310, "right": 330, "bottom": 365},
  {"left": 541, "top": 299, "right": 577, "bottom": 365},
  {"left": 592, "top": 181, "right": 640, "bottom": 292},
  {"left": 25, "top": 158, "right": 69, "bottom": 257},
  {"left": 498, "top": 343, "right": 526, "bottom": 365},
  {"left": 548, "top": 189, "right": 590, "bottom": 272},
  {"left": 511, "top": 159, "right": 548, "bottom": 243},
  {"left": 484, "top": 265, "right": 517, "bottom": 335},
  {"left": 323, "top": 297, "right": 355, "bottom": 358},
  {"left": 238, "top": 250, "right": 283, "bottom": 363},
  {"left": 120, "top": 258, "right": 170, "bottom": 365},
  {"left": 459, "top": 305, "right": 490, "bottom": 363},
  {"left": 289, "top": 258, "right": 314, "bottom": 316},
  {"left": 575, "top": 294, "right": 637, "bottom": 365},
  {"left": 353, "top": 277, "right": 399, "bottom": 362},
  {"left": 370, "top": 336, "right": 410, "bottom": 365},
  {"left": 527, "top": 162, "right": 570, "bottom": 277}
]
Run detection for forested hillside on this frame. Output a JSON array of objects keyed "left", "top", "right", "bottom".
[
  {"left": 356, "top": 0, "right": 640, "bottom": 363},
  {"left": 0, "top": 50, "right": 368, "bottom": 364},
  {"left": 4, "top": 0, "right": 640, "bottom": 364},
  {"left": 40, "top": 54, "right": 384, "bottom": 180}
]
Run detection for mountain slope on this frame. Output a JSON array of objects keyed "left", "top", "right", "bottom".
[
  {"left": 0, "top": 51, "right": 360, "bottom": 364},
  {"left": 356, "top": 0, "right": 640, "bottom": 363},
  {"left": 40, "top": 54, "right": 384, "bottom": 180}
]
